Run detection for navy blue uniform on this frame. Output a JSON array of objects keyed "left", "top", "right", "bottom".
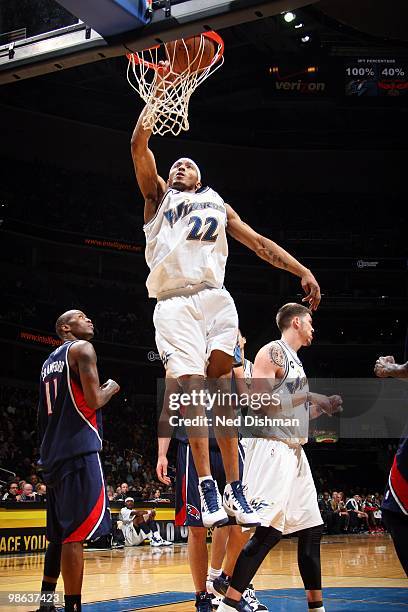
[
  {"left": 382, "top": 436, "right": 408, "bottom": 516},
  {"left": 382, "top": 434, "right": 408, "bottom": 576},
  {"left": 38, "top": 341, "right": 111, "bottom": 544}
]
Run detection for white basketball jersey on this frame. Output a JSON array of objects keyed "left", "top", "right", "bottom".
[
  {"left": 144, "top": 187, "right": 228, "bottom": 298},
  {"left": 257, "top": 339, "right": 310, "bottom": 445}
]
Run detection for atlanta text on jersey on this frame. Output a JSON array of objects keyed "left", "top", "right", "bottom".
[{"left": 41, "top": 360, "right": 64, "bottom": 380}]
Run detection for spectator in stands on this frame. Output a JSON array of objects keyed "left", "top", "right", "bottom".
[
  {"left": 148, "top": 488, "right": 170, "bottom": 503},
  {"left": 29, "top": 474, "right": 40, "bottom": 487},
  {"left": 17, "top": 483, "right": 36, "bottom": 501},
  {"left": 35, "top": 483, "right": 47, "bottom": 501},
  {"left": 114, "top": 482, "right": 129, "bottom": 501},
  {"left": 331, "top": 491, "right": 349, "bottom": 532},
  {"left": 107, "top": 485, "right": 115, "bottom": 502},
  {"left": 363, "top": 494, "right": 384, "bottom": 533},
  {"left": 319, "top": 492, "right": 335, "bottom": 534},
  {"left": 346, "top": 495, "right": 369, "bottom": 533},
  {"left": 131, "top": 455, "right": 140, "bottom": 474},
  {"left": 2, "top": 482, "right": 19, "bottom": 502}
]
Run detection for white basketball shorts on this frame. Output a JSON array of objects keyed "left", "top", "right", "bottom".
[
  {"left": 121, "top": 524, "right": 147, "bottom": 546},
  {"left": 243, "top": 438, "right": 323, "bottom": 535},
  {"left": 153, "top": 285, "right": 238, "bottom": 378}
]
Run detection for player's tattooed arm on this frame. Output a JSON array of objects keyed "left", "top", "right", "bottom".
[
  {"left": 225, "top": 204, "right": 321, "bottom": 310},
  {"left": 268, "top": 342, "right": 286, "bottom": 368},
  {"left": 71, "top": 341, "right": 120, "bottom": 410}
]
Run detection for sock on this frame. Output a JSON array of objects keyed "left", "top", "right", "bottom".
[
  {"left": 64, "top": 594, "right": 81, "bottom": 611},
  {"left": 38, "top": 581, "right": 57, "bottom": 612},
  {"left": 308, "top": 603, "right": 324, "bottom": 611},
  {"left": 198, "top": 476, "right": 213, "bottom": 484},
  {"left": 208, "top": 566, "right": 222, "bottom": 581},
  {"left": 223, "top": 596, "right": 240, "bottom": 609},
  {"left": 41, "top": 580, "right": 56, "bottom": 593}
]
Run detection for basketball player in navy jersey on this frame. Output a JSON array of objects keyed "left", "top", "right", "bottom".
[
  {"left": 37, "top": 310, "right": 119, "bottom": 612},
  {"left": 375, "top": 355, "right": 408, "bottom": 576},
  {"left": 132, "top": 97, "right": 321, "bottom": 529}
]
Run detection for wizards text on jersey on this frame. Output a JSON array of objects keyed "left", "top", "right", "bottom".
[{"left": 164, "top": 201, "right": 225, "bottom": 228}]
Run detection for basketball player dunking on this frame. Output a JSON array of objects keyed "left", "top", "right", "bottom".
[
  {"left": 37, "top": 310, "right": 119, "bottom": 612},
  {"left": 218, "top": 304, "right": 342, "bottom": 612},
  {"left": 374, "top": 355, "right": 408, "bottom": 576},
  {"left": 132, "top": 97, "right": 321, "bottom": 528}
]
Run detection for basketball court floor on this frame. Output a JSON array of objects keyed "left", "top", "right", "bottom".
[{"left": 0, "top": 534, "right": 406, "bottom": 611}]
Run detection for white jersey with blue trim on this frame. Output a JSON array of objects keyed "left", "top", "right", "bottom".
[
  {"left": 144, "top": 186, "right": 228, "bottom": 298},
  {"left": 254, "top": 339, "right": 310, "bottom": 445}
]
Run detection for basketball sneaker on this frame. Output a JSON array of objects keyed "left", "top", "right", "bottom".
[
  {"left": 199, "top": 479, "right": 229, "bottom": 528},
  {"left": 217, "top": 597, "right": 253, "bottom": 612},
  {"left": 223, "top": 481, "right": 260, "bottom": 527},
  {"left": 159, "top": 538, "right": 173, "bottom": 546},
  {"left": 195, "top": 591, "right": 214, "bottom": 611},
  {"left": 212, "top": 574, "right": 230, "bottom": 598},
  {"left": 150, "top": 534, "right": 173, "bottom": 547},
  {"left": 211, "top": 594, "right": 223, "bottom": 610},
  {"left": 243, "top": 584, "right": 269, "bottom": 611}
]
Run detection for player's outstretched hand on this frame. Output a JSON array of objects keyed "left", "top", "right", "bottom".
[
  {"left": 374, "top": 355, "right": 395, "bottom": 378},
  {"left": 311, "top": 393, "right": 331, "bottom": 414},
  {"left": 155, "top": 60, "right": 178, "bottom": 91},
  {"left": 156, "top": 455, "right": 171, "bottom": 485},
  {"left": 301, "top": 271, "right": 321, "bottom": 311},
  {"left": 101, "top": 379, "right": 120, "bottom": 394},
  {"left": 327, "top": 395, "right": 343, "bottom": 415}
]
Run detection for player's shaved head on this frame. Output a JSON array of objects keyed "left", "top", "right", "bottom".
[
  {"left": 55, "top": 310, "right": 78, "bottom": 338},
  {"left": 55, "top": 310, "right": 91, "bottom": 340},
  {"left": 276, "top": 303, "right": 312, "bottom": 332}
]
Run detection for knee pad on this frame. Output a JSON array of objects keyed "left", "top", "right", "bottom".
[
  {"left": 297, "top": 525, "right": 323, "bottom": 590},
  {"left": 44, "top": 542, "right": 62, "bottom": 579},
  {"left": 242, "top": 526, "right": 282, "bottom": 558},
  {"left": 230, "top": 526, "right": 281, "bottom": 593}
]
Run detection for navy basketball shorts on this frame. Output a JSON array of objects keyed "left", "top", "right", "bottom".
[
  {"left": 46, "top": 452, "right": 111, "bottom": 544},
  {"left": 175, "top": 441, "right": 245, "bottom": 527}
]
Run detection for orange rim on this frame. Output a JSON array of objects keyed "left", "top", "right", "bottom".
[{"left": 126, "top": 31, "right": 224, "bottom": 71}]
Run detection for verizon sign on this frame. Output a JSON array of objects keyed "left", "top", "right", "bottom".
[{"left": 275, "top": 80, "right": 326, "bottom": 93}]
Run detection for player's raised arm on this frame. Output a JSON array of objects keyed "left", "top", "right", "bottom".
[
  {"left": 375, "top": 355, "right": 408, "bottom": 379},
  {"left": 70, "top": 341, "right": 120, "bottom": 410},
  {"left": 225, "top": 204, "right": 321, "bottom": 310},
  {"left": 131, "top": 105, "right": 167, "bottom": 224}
]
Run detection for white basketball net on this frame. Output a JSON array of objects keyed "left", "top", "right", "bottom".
[{"left": 127, "top": 33, "right": 224, "bottom": 136}]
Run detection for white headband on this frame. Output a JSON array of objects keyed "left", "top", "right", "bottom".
[{"left": 173, "top": 158, "right": 201, "bottom": 182}]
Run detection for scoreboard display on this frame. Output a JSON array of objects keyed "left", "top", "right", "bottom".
[{"left": 344, "top": 57, "right": 408, "bottom": 97}]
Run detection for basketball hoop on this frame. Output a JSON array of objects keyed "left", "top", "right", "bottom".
[{"left": 126, "top": 31, "right": 224, "bottom": 136}]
